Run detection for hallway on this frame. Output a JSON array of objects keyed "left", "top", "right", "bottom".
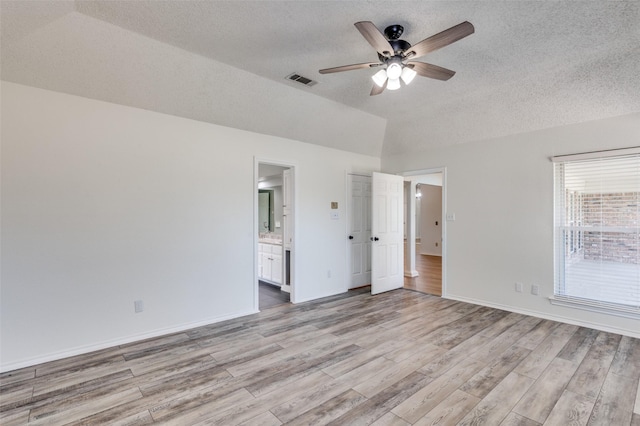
[{"left": 404, "top": 250, "right": 442, "bottom": 296}]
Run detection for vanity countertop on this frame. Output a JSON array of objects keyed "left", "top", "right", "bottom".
[
  {"left": 258, "top": 236, "right": 282, "bottom": 246},
  {"left": 259, "top": 237, "right": 282, "bottom": 245}
]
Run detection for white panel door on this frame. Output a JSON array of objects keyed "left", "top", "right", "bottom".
[
  {"left": 347, "top": 174, "right": 372, "bottom": 288},
  {"left": 371, "top": 172, "right": 404, "bottom": 295}
]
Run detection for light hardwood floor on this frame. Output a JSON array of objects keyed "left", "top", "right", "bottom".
[
  {"left": 404, "top": 254, "right": 442, "bottom": 296},
  {"left": 1, "top": 288, "right": 639, "bottom": 425}
]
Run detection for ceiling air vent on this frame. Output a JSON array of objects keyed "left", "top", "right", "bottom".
[{"left": 286, "top": 73, "right": 317, "bottom": 87}]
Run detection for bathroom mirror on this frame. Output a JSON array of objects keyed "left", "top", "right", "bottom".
[{"left": 258, "top": 189, "right": 274, "bottom": 232}]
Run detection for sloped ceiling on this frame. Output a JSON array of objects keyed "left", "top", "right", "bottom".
[{"left": 2, "top": 1, "right": 639, "bottom": 157}]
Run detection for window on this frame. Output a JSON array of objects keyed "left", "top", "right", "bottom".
[{"left": 552, "top": 149, "right": 640, "bottom": 318}]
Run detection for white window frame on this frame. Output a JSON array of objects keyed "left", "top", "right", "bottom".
[{"left": 550, "top": 147, "right": 640, "bottom": 319}]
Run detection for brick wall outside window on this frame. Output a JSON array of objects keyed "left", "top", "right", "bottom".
[{"left": 582, "top": 192, "right": 639, "bottom": 264}]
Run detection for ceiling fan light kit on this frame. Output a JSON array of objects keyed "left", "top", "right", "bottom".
[
  {"left": 387, "top": 78, "right": 401, "bottom": 91},
  {"left": 371, "top": 51, "right": 417, "bottom": 88},
  {"left": 386, "top": 60, "right": 403, "bottom": 79},
  {"left": 319, "top": 20, "right": 474, "bottom": 96},
  {"left": 372, "top": 69, "right": 387, "bottom": 87},
  {"left": 401, "top": 67, "right": 417, "bottom": 84}
]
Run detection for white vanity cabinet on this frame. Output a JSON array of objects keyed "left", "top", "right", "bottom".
[
  {"left": 271, "top": 251, "right": 282, "bottom": 284},
  {"left": 258, "top": 243, "right": 282, "bottom": 285}
]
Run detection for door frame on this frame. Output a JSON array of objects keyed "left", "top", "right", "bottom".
[
  {"left": 254, "top": 157, "right": 297, "bottom": 311},
  {"left": 401, "top": 167, "right": 447, "bottom": 297}
]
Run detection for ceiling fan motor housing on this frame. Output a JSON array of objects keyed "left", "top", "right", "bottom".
[
  {"left": 379, "top": 25, "right": 411, "bottom": 58},
  {"left": 378, "top": 39, "right": 411, "bottom": 61},
  {"left": 384, "top": 24, "right": 404, "bottom": 40},
  {"left": 390, "top": 39, "right": 411, "bottom": 54}
]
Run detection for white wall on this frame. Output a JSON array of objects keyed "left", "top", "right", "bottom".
[
  {"left": 418, "top": 185, "right": 443, "bottom": 257},
  {"left": 272, "top": 185, "right": 284, "bottom": 235},
  {"left": 0, "top": 82, "right": 380, "bottom": 370},
  {"left": 1, "top": 4, "right": 388, "bottom": 158},
  {"left": 384, "top": 112, "right": 640, "bottom": 338}
]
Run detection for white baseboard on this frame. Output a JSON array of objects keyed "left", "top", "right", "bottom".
[
  {"left": 293, "top": 290, "right": 350, "bottom": 304},
  {"left": 1, "top": 309, "right": 258, "bottom": 373},
  {"left": 445, "top": 294, "right": 640, "bottom": 339},
  {"left": 404, "top": 270, "right": 419, "bottom": 278}
]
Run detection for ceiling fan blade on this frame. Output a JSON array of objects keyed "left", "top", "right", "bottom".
[
  {"left": 319, "top": 62, "right": 380, "bottom": 74},
  {"left": 408, "top": 62, "right": 456, "bottom": 81},
  {"left": 370, "top": 79, "right": 387, "bottom": 96},
  {"left": 405, "top": 21, "right": 474, "bottom": 59},
  {"left": 354, "top": 21, "right": 394, "bottom": 57}
]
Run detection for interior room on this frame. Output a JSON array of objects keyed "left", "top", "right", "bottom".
[
  {"left": 1, "top": 1, "right": 639, "bottom": 424},
  {"left": 404, "top": 173, "right": 443, "bottom": 296}
]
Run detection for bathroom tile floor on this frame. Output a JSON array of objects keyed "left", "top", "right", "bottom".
[{"left": 259, "top": 282, "right": 290, "bottom": 309}]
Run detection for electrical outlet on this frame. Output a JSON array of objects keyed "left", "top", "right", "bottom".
[
  {"left": 134, "top": 300, "right": 144, "bottom": 313},
  {"left": 531, "top": 285, "right": 539, "bottom": 296},
  {"left": 515, "top": 282, "right": 523, "bottom": 293}
]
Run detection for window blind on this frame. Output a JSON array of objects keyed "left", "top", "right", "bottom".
[{"left": 553, "top": 152, "right": 640, "bottom": 317}]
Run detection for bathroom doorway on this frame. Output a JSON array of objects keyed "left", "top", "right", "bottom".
[{"left": 256, "top": 161, "right": 295, "bottom": 310}]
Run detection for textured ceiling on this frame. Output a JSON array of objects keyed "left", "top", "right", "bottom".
[{"left": 2, "top": 1, "right": 639, "bottom": 157}]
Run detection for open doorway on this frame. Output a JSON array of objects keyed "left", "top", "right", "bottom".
[
  {"left": 346, "top": 169, "right": 445, "bottom": 297},
  {"left": 256, "top": 161, "right": 294, "bottom": 310},
  {"left": 403, "top": 170, "right": 445, "bottom": 296}
]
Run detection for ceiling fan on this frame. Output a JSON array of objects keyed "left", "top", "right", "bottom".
[{"left": 319, "top": 21, "right": 474, "bottom": 95}]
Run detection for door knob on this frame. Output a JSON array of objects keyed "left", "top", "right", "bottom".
[
  {"left": 348, "top": 235, "right": 354, "bottom": 240},
  {"left": 371, "top": 237, "right": 379, "bottom": 241}
]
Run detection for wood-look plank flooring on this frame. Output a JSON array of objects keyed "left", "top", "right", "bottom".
[
  {"left": 2, "top": 288, "right": 639, "bottom": 425},
  {"left": 404, "top": 251, "right": 442, "bottom": 296}
]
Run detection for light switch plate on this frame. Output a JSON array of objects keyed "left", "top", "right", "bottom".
[
  {"left": 330, "top": 211, "right": 339, "bottom": 220},
  {"left": 446, "top": 212, "right": 456, "bottom": 221}
]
